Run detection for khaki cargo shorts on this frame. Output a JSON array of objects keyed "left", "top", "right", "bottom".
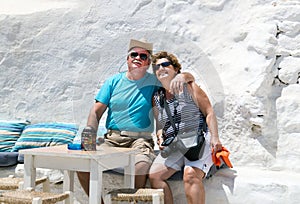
[{"left": 101, "top": 130, "right": 156, "bottom": 165}]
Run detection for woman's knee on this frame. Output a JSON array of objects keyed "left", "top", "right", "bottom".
[
  {"left": 183, "top": 167, "right": 204, "bottom": 184},
  {"left": 149, "top": 168, "right": 170, "bottom": 188},
  {"left": 149, "top": 170, "right": 162, "bottom": 187}
]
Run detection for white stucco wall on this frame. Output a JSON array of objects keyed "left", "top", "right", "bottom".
[{"left": 1, "top": 0, "right": 300, "bottom": 203}]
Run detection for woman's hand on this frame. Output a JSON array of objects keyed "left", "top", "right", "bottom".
[
  {"left": 157, "top": 135, "right": 165, "bottom": 150},
  {"left": 211, "top": 136, "right": 222, "bottom": 153}
]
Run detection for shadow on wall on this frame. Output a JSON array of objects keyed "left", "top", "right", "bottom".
[
  {"left": 166, "top": 167, "right": 237, "bottom": 203},
  {"left": 205, "top": 168, "right": 237, "bottom": 204}
]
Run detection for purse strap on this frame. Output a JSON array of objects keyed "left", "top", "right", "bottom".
[
  {"left": 159, "top": 87, "right": 207, "bottom": 136},
  {"left": 159, "top": 88, "right": 179, "bottom": 136},
  {"left": 163, "top": 97, "right": 179, "bottom": 136}
]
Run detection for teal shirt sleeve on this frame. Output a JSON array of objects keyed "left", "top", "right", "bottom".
[{"left": 95, "top": 74, "right": 122, "bottom": 105}]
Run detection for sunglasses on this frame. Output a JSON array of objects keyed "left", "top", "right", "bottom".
[
  {"left": 153, "top": 61, "right": 172, "bottom": 71},
  {"left": 161, "top": 136, "right": 175, "bottom": 146},
  {"left": 129, "top": 52, "right": 149, "bottom": 61}
]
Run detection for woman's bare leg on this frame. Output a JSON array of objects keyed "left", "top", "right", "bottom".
[
  {"left": 183, "top": 166, "right": 205, "bottom": 204},
  {"left": 149, "top": 163, "right": 177, "bottom": 204}
]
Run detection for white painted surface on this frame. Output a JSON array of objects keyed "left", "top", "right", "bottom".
[{"left": 1, "top": 0, "right": 300, "bottom": 203}]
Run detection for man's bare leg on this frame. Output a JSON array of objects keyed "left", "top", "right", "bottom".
[{"left": 135, "top": 161, "right": 151, "bottom": 188}]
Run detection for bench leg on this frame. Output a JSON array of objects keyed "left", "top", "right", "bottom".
[
  {"left": 42, "top": 177, "right": 50, "bottom": 192},
  {"left": 19, "top": 181, "right": 24, "bottom": 190},
  {"left": 64, "top": 191, "right": 73, "bottom": 204},
  {"left": 103, "top": 193, "right": 112, "bottom": 204},
  {"left": 152, "top": 193, "right": 164, "bottom": 204},
  {"left": 152, "top": 189, "right": 164, "bottom": 204},
  {"left": 32, "top": 197, "right": 42, "bottom": 204}
]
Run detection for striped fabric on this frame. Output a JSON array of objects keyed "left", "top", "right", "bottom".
[
  {"left": 12, "top": 122, "right": 78, "bottom": 152},
  {"left": 153, "top": 86, "right": 206, "bottom": 140},
  {"left": 0, "top": 120, "right": 30, "bottom": 152}
]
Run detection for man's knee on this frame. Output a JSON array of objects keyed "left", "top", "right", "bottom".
[{"left": 135, "top": 161, "right": 151, "bottom": 175}]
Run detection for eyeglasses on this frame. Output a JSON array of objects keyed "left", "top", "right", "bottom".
[
  {"left": 129, "top": 52, "right": 149, "bottom": 61},
  {"left": 161, "top": 136, "right": 175, "bottom": 146},
  {"left": 153, "top": 61, "right": 172, "bottom": 71}
]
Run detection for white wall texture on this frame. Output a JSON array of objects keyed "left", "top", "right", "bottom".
[{"left": 1, "top": 0, "right": 300, "bottom": 203}]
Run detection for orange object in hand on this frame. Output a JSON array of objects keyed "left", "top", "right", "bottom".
[{"left": 212, "top": 146, "right": 233, "bottom": 168}]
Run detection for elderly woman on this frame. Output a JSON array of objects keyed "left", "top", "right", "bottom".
[{"left": 149, "top": 51, "right": 222, "bottom": 204}]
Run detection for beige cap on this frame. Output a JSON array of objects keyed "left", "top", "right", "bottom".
[{"left": 128, "top": 39, "right": 153, "bottom": 54}]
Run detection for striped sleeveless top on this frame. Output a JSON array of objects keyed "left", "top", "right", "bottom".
[{"left": 153, "top": 84, "right": 206, "bottom": 139}]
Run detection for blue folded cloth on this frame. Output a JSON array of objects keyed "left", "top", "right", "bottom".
[{"left": 67, "top": 143, "right": 82, "bottom": 150}]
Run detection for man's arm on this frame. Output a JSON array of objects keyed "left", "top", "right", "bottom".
[
  {"left": 86, "top": 101, "right": 107, "bottom": 132},
  {"left": 170, "top": 72, "right": 195, "bottom": 94}
]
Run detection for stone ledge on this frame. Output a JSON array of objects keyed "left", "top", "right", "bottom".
[
  {"left": 103, "top": 167, "right": 300, "bottom": 204},
  {"left": 207, "top": 167, "right": 300, "bottom": 204},
  {"left": 10, "top": 164, "right": 300, "bottom": 203}
]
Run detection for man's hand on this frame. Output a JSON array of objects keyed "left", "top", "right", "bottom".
[
  {"left": 170, "top": 74, "right": 186, "bottom": 94},
  {"left": 170, "top": 72, "right": 194, "bottom": 94}
]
